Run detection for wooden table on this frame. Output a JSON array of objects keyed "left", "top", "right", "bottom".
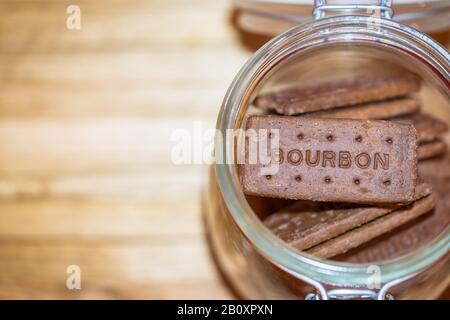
[
  {"left": 0, "top": 0, "right": 252, "bottom": 299},
  {"left": 0, "top": 0, "right": 448, "bottom": 299}
]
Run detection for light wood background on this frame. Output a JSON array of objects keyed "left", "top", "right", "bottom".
[
  {"left": 0, "top": 0, "right": 254, "bottom": 299},
  {"left": 0, "top": 0, "right": 448, "bottom": 299}
]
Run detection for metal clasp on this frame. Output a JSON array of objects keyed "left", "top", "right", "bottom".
[
  {"left": 306, "top": 289, "right": 395, "bottom": 300},
  {"left": 327, "top": 289, "right": 394, "bottom": 300},
  {"left": 277, "top": 258, "right": 410, "bottom": 300},
  {"left": 304, "top": 275, "right": 414, "bottom": 300},
  {"left": 313, "top": 0, "right": 394, "bottom": 20}
]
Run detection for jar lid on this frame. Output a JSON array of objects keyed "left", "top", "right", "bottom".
[{"left": 234, "top": 0, "right": 450, "bottom": 35}]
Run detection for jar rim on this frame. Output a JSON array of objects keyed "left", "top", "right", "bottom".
[
  {"left": 216, "top": 15, "right": 450, "bottom": 287},
  {"left": 234, "top": 0, "right": 450, "bottom": 35}
]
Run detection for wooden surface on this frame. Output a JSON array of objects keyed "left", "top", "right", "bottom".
[
  {"left": 0, "top": 0, "right": 252, "bottom": 299},
  {"left": 0, "top": 0, "right": 448, "bottom": 299}
]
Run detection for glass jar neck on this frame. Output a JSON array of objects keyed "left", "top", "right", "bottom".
[{"left": 313, "top": 0, "right": 394, "bottom": 20}]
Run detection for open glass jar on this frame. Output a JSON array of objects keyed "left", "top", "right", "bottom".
[
  {"left": 234, "top": 0, "right": 450, "bottom": 42},
  {"left": 204, "top": 1, "right": 450, "bottom": 299}
]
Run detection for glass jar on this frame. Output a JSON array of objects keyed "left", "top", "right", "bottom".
[
  {"left": 234, "top": 0, "right": 450, "bottom": 44},
  {"left": 204, "top": 1, "right": 450, "bottom": 299}
]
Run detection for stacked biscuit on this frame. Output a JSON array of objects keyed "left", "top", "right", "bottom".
[
  {"left": 241, "top": 74, "right": 449, "bottom": 260},
  {"left": 255, "top": 74, "right": 449, "bottom": 161},
  {"left": 339, "top": 154, "right": 450, "bottom": 262}
]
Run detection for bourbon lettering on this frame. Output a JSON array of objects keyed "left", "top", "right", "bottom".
[{"left": 270, "top": 149, "right": 390, "bottom": 170}]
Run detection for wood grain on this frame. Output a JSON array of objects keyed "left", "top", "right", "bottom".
[{"left": 0, "top": 0, "right": 249, "bottom": 299}]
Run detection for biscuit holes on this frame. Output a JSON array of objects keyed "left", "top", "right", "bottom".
[
  {"left": 265, "top": 175, "right": 272, "bottom": 180},
  {"left": 295, "top": 175, "right": 302, "bottom": 182},
  {"left": 386, "top": 137, "right": 393, "bottom": 144},
  {"left": 326, "top": 134, "right": 334, "bottom": 142},
  {"left": 355, "top": 135, "right": 363, "bottom": 143},
  {"left": 324, "top": 176, "right": 332, "bottom": 184},
  {"left": 353, "top": 178, "right": 361, "bottom": 185},
  {"left": 383, "top": 179, "right": 391, "bottom": 186},
  {"left": 297, "top": 133, "right": 304, "bottom": 140}
]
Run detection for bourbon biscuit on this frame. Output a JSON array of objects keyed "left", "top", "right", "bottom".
[
  {"left": 418, "top": 151, "right": 450, "bottom": 180},
  {"left": 305, "top": 98, "right": 419, "bottom": 120},
  {"left": 254, "top": 74, "right": 420, "bottom": 115},
  {"left": 418, "top": 140, "right": 447, "bottom": 160},
  {"left": 306, "top": 193, "right": 435, "bottom": 259},
  {"left": 242, "top": 115, "right": 418, "bottom": 204},
  {"left": 264, "top": 183, "right": 431, "bottom": 251},
  {"left": 395, "top": 112, "right": 449, "bottom": 143},
  {"left": 338, "top": 157, "right": 450, "bottom": 261}
]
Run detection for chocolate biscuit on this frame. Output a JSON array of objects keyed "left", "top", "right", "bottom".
[
  {"left": 418, "top": 151, "right": 450, "bottom": 180},
  {"left": 337, "top": 183, "right": 448, "bottom": 262},
  {"left": 254, "top": 74, "right": 420, "bottom": 115},
  {"left": 337, "top": 154, "right": 449, "bottom": 262},
  {"left": 395, "top": 113, "right": 449, "bottom": 143},
  {"left": 418, "top": 140, "right": 447, "bottom": 160},
  {"left": 242, "top": 115, "right": 418, "bottom": 204},
  {"left": 306, "top": 193, "right": 436, "bottom": 259},
  {"left": 246, "top": 195, "right": 294, "bottom": 220},
  {"left": 264, "top": 184, "right": 431, "bottom": 251},
  {"left": 305, "top": 98, "right": 419, "bottom": 120}
]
